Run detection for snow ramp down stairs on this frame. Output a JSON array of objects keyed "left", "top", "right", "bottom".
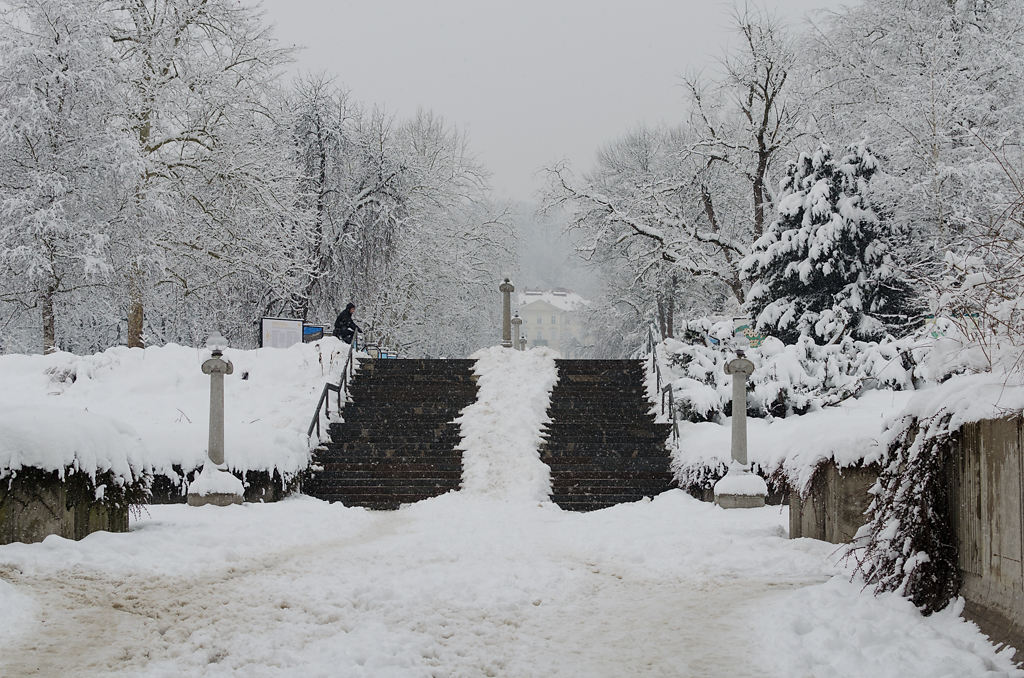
[{"left": 305, "top": 358, "right": 675, "bottom": 510}]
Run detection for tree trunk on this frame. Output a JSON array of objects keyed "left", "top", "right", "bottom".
[
  {"left": 752, "top": 153, "right": 769, "bottom": 238},
  {"left": 656, "top": 296, "right": 667, "bottom": 340},
  {"left": 127, "top": 267, "right": 144, "bottom": 348},
  {"left": 41, "top": 282, "right": 56, "bottom": 354},
  {"left": 666, "top": 274, "right": 676, "bottom": 338}
]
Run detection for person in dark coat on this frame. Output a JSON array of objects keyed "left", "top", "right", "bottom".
[{"left": 334, "top": 303, "right": 362, "bottom": 345}]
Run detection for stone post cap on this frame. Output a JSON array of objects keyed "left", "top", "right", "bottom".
[
  {"left": 511, "top": 315, "right": 522, "bottom": 325},
  {"left": 202, "top": 355, "right": 234, "bottom": 375},
  {"left": 499, "top": 279, "right": 515, "bottom": 293},
  {"left": 724, "top": 356, "right": 755, "bottom": 376}
]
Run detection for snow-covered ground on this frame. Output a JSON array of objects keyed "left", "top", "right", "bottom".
[{"left": 0, "top": 493, "right": 1018, "bottom": 677}]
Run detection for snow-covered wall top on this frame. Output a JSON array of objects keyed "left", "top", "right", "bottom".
[
  {"left": 0, "top": 339, "right": 352, "bottom": 483},
  {"left": 517, "top": 288, "right": 590, "bottom": 312}
]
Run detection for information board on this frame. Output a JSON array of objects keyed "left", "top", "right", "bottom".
[{"left": 260, "top": 317, "right": 303, "bottom": 348}]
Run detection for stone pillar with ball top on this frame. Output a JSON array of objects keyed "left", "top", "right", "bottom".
[
  {"left": 188, "top": 332, "right": 244, "bottom": 507},
  {"left": 713, "top": 349, "right": 768, "bottom": 509},
  {"left": 499, "top": 278, "right": 515, "bottom": 348}
]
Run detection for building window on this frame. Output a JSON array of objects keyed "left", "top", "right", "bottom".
[
  {"left": 537, "top": 316, "right": 542, "bottom": 325},
  {"left": 552, "top": 314, "right": 557, "bottom": 324}
]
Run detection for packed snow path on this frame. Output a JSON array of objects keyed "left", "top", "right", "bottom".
[{"left": 1, "top": 494, "right": 1018, "bottom": 677}]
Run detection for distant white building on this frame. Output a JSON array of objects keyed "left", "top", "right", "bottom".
[{"left": 517, "top": 288, "right": 592, "bottom": 357}]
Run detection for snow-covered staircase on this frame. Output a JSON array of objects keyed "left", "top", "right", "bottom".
[
  {"left": 540, "top": 359, "right": 675, "bottom": 511},
  {"left": 305, "top": 359, "right": 478, "bottom": 509}
]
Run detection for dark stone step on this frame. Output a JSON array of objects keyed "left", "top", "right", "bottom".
[
  {"left": 313, "top": 492, "right": 454, "bottom": 508},
  {"left": 307, "top": 477, "right": 461, "bottom": 489},
  {"left": 541, "top": 459, "right": 675, "bottom": 472},
  {"left": 547, "top": 471, "right": 674, "bottom": 480},
  {"left": 313, "top": 472, "right": 462, "bottom": 482},
  {"left": 540, "top": 426, "right": 667, "bottom": 436},
  {"left": 540, "top": 450, "right": 670, "bottom": 460},
  {"left": 324, "top": 440, "right": 463, "bottom": 449},
  {"left": 551, "top": 480, "right": 675, "bottom": 493},
  {"left": 318, "top": 452, "right": 463, "bottom": 463},
  {"left": 550, "top": 492, "right": 668, "bottom": 504},
  {"left": 540, "top": 439, "right": 670, "bottom": 449},
  {"left": 313, "top": 489, "right": 458, "bottom": 500},
  {"left": 317, "top": 462, "right": 463, "bottom": 472}
]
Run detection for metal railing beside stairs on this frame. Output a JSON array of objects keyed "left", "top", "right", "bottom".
[
  {"left": 307, "top": 337, "right": 358, "bottom": 440},
  {"left": 646, "top": 325, "right": 680, "bottom": 444}
]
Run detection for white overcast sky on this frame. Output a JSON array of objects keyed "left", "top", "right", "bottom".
[{"left": 257, "top": 0, "right": 844, "bottom": 201}]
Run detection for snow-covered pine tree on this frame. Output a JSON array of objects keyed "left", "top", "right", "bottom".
[{"left": 742, "top": 142, "right": 919, "bottom": 344}]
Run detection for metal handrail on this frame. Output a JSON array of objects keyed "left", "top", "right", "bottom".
[
  {"left": 307, "top": 337, "right": 358, "bottom": 440},
  {"left": 647, "top": 324, "right": 679, "bottom": 444}
]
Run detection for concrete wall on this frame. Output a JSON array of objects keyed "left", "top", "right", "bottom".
[
  {"left": 788, "top": 421, "right": 1024, "bottom": 661},
  {"left": 0, "top": 473, "right": 128, "bottom": 545},
  {"left": 789, "top": 462, "right": 878, "bottom": 544},
  {"left": 948, "top": 417, "right": 1024, "bottom": 657}
]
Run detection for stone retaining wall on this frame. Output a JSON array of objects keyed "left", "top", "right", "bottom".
[
  {"left": 0, "top": 471, "right": 129, "bottom": 545},
  {"left": 788, "top": 462, "right": 878, "bottom": 544},
  {"left": 947, "top": 417, "right": 1024, "bottom": 661},
  {"left": 789, "top": 420, "right": 1024, "bottom": 663}
]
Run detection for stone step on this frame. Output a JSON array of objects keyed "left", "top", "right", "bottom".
[
  {"left": 541, "top": 459, "right": 675, "bottom": 472},
  {"left": 308, "top": 477, "right": 461, "bottom": 489},
  {"left": 314, "top": 496, "right": 442, "bottom": 510},
  {"left": 346, "top": 389, "right": 477, "bottom": 399},
  {"left": 541, "top": 439, "right": 670, "bottom": 449},
  {"left": 540, "top": 451, "right": 671, "bottom": 461},
  {"left": 547, "top": 471, "right": 674, "bottom": 480},
  {"left": 316, "top": 460, "right": 462, "bottom": 471},
  {"left": 317, "top": 452, "right": 463, "bottom": 463},
  {"left": 551, "top": 478, "right": 674, "bottom": 490},
  {"left": 549, "top": 496, "right": 663, "bottom": 511},
  {"left": 542, "top": 422, "right": 669, "bottom": 432},
  {"left": 315, "top": 493, "right": 452, "bottom": 510}
]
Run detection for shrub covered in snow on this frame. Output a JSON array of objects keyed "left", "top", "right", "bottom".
[
  {"left": 660, "top": 318, "right": 947, "bottom": 426},
  {"left": 660, "top": 317, "right": 978, "bottom": 498},
  {"left": 742, "top": 142, "right": 920, "bottom": 344}
]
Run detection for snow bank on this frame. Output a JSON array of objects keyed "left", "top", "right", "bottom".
[
  {"left": 457, "top": 347, "right": 559, "bottom": 501},
  {"left": 0, "top": 406, "right": 148, "bottom": 482},
  {"left": 675, "top": 389, "right": 914, "bottom": 492},
  {"left": 759, "top": 578, "right": 1021, "bottom": 677},
  {"left": 0, "top": 339, "right": 353, "bottom": 483}
]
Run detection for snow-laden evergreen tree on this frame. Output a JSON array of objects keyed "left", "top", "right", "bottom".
[{"left": 742, "top": 143, "right": 919, "bottom": 344}]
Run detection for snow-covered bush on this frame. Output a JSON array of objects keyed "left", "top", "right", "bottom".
[
  {"left": 660, "top": 318, "right": 948, "bottom": 426},
  {"left": 847, "top": 410, "right": 961, "bottom": 614},
  {"left": 743, "top": 143, "right": 920, "bottom": 344}
]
